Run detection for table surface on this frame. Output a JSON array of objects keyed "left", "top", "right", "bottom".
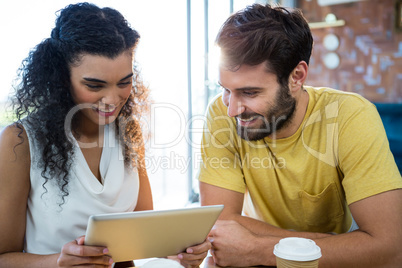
[
  {"left": 202, "top": 256, "right": 273, "bottom": 267},
  {"left": 132, "top": 256, "right": 274, "bottom": 267}
]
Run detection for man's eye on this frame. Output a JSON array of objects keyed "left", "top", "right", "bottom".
[{"left": 243, "top": 91, "right": 256, "bottom": 96}]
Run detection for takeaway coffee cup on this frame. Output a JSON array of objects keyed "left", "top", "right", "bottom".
[{"left": 273, "top": 237, "right": 322, "bottom": 268}]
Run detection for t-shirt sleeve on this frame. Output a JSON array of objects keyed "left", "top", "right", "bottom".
[
  {"left": 338, "top": 97, "right": 402, "bottom": 205},
  {"left": 196, "top": 95, "right": 246, "bottom": 193}
]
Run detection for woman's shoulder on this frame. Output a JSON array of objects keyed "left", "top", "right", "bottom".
[{"left": 0, "top": 123, "right": 30, "bottom": 157}]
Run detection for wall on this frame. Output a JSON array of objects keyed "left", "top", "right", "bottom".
[{"left": 299, "top": 0, "right": 402, "bottom": 103}]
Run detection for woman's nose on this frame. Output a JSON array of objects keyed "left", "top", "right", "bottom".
[{"left": 101, "top": 91, "right": 119, "bottom": 106}]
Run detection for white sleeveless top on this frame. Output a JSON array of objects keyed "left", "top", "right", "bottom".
[{"left": 23, "top": 121, "right": 139, "bottom": 254}]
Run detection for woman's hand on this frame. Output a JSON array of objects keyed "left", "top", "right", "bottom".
[
  {"left": 169, "top": 239, "right": 211, "bottom": 268},
  {"left": 57, "top": 236, "right": 113, "bottom": 267}
]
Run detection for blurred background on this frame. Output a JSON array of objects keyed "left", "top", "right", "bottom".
[{"left": 0, "top": 0, "right": 401, "bottom": 209}]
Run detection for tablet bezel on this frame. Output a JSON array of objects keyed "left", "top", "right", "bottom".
[{"left": 84, "top": 205, "right": 224, "bottom": 262}]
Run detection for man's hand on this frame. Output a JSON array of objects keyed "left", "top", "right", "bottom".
[
  {"left": 168, "top": 239, "right": 211, "bottom": 268},
  {"left": 208, "top": 220, "right": 278, "bottom": 267}
]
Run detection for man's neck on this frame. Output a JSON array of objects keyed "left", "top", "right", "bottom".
[{"left": 269, "top": 89, "right": 309, "bottom": 140}]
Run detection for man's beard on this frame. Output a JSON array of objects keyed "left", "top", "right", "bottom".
[{"left": 236, "top": 85, "right": 297, "bottom": 141}]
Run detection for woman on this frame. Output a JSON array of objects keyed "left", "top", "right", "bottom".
[{"left": 0, "top": 3, "right": 209, "bottom": 267}]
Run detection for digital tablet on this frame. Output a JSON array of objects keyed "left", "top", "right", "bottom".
[{"left": 84, "top": 205, "right": 224, "bottom": 262}]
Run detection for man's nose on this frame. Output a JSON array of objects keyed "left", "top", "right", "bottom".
[{"left": 227, "top": 96, "right": 245, "bottom": 117}]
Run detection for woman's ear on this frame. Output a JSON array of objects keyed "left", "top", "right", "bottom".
[{"left": 289, "top": 61, "right": 308, "bottom": 92}]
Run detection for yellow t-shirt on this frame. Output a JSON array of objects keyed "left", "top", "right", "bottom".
[{"left": 197, "top": 86, "right": 402, "bottom": 234}]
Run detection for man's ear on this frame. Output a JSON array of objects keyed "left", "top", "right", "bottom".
[{"left": 289, "top": 61, "right": 308, "bottom": 92}]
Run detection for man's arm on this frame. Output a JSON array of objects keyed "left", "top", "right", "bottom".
[
  {"left": 200, "top": 182, "right": 329, "bottom": 239},
  {"left": 315, "top": 188, "right": 402, "bottom": 267},
  {"left": 201, "top": 182, "right": 402, "bottom": 267}
]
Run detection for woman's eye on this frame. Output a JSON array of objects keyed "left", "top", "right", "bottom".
[
  {"left": 119, "top": 81, "right": 132, "bottom": 87},
  {"left": 86, "top": 84, "right": 102, "bottom": 89}
]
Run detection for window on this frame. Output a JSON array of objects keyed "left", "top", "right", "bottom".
[{"left": 0, "top": 0, "right": 256, "bottom": 209}]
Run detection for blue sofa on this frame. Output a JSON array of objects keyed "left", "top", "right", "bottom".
[{"left": 374, "top": 103, "right": 402, "bottom": 174}]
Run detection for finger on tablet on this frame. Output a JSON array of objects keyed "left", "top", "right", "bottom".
[
  {"left": 76, "top": 236, "right": 85, "bottom": 245},
  {"left": 62, "top": 240, "right": 108, "bottom": 257},
  {"left": 179, "top": 251, "right": 208, "bottom": 260},
  {"left": 186, "top": 239, "right": 211, "bottom": 254}
]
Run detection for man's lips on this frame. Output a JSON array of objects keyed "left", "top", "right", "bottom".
[{"left": 236, "top": 115, "right": 259, "bottom": 126}]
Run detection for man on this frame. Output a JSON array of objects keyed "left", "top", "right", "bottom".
[{"left": 197, "top": 3, "right": 402, "bottom": 267}]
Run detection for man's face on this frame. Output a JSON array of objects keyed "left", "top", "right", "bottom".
[{"left": 220, "top": 62, "right": 296, "bottom": 141}]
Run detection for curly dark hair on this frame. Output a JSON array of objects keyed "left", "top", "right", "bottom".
[
  {"left": 216, "top": 3, "right": 313, "bottom": 88},
  {"left": 12, "top": 2, "right": 149, "bottom": 205}
]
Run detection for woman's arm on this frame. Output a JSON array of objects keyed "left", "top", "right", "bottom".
[
  {"left": 134, "top": 147, "right": 153, "bottom": 211},
  {"left": 0, "top": 124, "right": 32, "bottom": 265},
  {"left": 0, "top": 125, "right": 113, "bottom": 268},
  {"left": 0, "top": 125, "right": 61, "bottom": 267}
]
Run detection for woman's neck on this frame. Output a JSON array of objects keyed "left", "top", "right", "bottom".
[{"left": 72, "top": 115, "right": 105, "bottom": 145}]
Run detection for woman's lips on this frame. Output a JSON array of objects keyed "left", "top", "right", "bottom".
[{"left": 92, "top": 106, "right": 117, "bottom": 117}]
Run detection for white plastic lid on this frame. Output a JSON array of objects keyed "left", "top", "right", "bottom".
[{"left": 273, "top": 237, "right": 322, "bottom": 261}]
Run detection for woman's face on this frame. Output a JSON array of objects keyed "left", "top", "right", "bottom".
[{"left": 69, "top": 52, "right": 133, "bottom": 128}]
